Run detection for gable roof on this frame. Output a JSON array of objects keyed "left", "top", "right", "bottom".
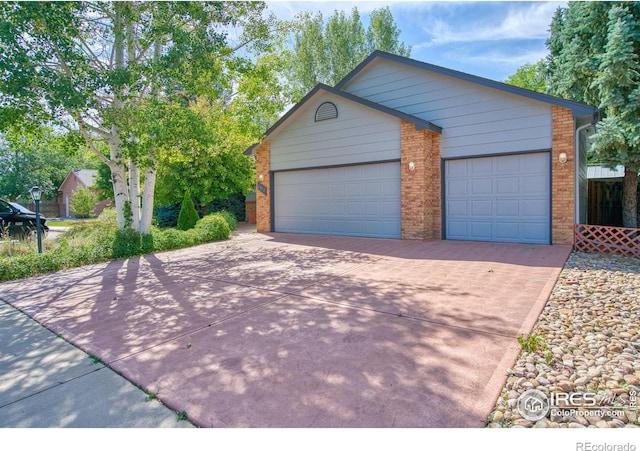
[
  {"left": 244, "top": 83, "right": 441, "bottom": 156},
  {"left": 59, "top": 169, "right": 98, "bottom": 191},
  {"left": 74, "top": 169, "right": 98, "bottom": 187},
  {"left": 336, "top": 50, "right": 599, "bottom": 118}
]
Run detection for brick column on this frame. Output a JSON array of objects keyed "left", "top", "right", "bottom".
[
  {"left": 551, "top": 106, "right": 575, "bottom": 245},
  {"left": 426, "top": 132, "right": 442, "bottom": 240},
  {"left": 400, "top": 120, "right": 441, "bottom": 240},
  {"left": 255, "top": 140, "right": 271, "bottom": 233}
]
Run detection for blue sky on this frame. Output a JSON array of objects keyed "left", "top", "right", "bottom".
[{"left": 267, "top": 1, "right": 565, "bottom": 82}]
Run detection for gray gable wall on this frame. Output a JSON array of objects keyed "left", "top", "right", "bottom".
[
  {"left": 339, "top": 58, "right": 554, "bottom": 159},
  {"left": 270, "top": 90, "right": 403, "bottom": 171}
]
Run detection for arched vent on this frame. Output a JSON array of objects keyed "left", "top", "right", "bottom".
[{"left": 315, "top": 102, "right": 338, "bottom": 122}]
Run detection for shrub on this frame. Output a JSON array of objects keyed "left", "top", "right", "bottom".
[
  {"left": 112, "top": 229, "right": 154, "bottom": 259},
  {"left": 217, "top": 210, "right": 237, "bottom": 231},
  {"left": 70, "top": 187, "right": 98, "bottom": 219},
  {"left": 154, "top": 203, "right": 181, "bottom": 228},
  {"left": 0, "top": 209, "right": 234, "bottom": 282},
  {"left": 192, "top": 213, "right": 231, "bottom": 242},
  {"left": 152, "top": 228, "right": 195, "bottom": 252},
  {"left": 177, "top": 193, "right": 199, "bottom": 231}
]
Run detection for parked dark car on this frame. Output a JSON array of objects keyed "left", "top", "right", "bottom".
[{"left": 0, "top": 199, "right": 49, "bottom": 240}]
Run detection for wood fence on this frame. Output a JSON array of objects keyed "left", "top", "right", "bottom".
[
  {"left": 26, "top": 200, "right": 58, "bottom": 218},
  {"left": 574, "top": 224, "right": 640, "bottom": 259}
]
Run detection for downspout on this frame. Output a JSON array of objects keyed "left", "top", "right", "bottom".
[{"left": 574, "top": 113, "right": 600, "bottom": 224}]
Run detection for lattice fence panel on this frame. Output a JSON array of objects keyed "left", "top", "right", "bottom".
[{"left": 574, "top": 224, "right": 640, "bottom": 258}]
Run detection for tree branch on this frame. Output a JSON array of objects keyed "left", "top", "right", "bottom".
[
  {"left": 77, "top": 34, "right": 108, "bottom": 71},
  {"left": 78, "top": 118, "right": 111, "bottom": 166}
]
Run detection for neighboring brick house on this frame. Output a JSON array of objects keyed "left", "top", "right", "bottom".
[
  {"left": 58, "top": 169, "right": 110, "bottom": 218},
  {"left": 245, "top": 51, "right": 599, "bottom": 245}
]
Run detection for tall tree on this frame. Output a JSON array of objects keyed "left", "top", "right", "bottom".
[
  {"left": 547, "top": 2, "right": 640, "bottom": 227},
  {"left": 504, "top": 60, "right": 547, "bottom": 93},
  {"left": 0, "top": 2, "right": 278, "bottom": 233},
  {"left": 0, "top": 126, "right": 98, "bottom": 202},
  {"left": 287, "top": 6, "right": 411, "bottom": 99},
  {"left": 153, "top": 50, "right": 288, "bottom": 211},
  {"left": 365, "top": 7, "right": 411, "bottom": 57}
]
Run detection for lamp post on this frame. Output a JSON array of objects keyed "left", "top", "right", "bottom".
[{"left": 29, "top": 186, "right": 42, "bottom": 254}]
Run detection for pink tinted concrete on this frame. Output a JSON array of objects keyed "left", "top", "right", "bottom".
[
  {"left": 0, "top": 230, "right": 570, "bottom": 427},
  {"left": 111, "top": 296, "right": 518, "bottom": 427}
]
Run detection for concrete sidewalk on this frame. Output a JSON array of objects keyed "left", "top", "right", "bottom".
[{"left": 0, "top": 301, "right": 193, "bottom": 428}]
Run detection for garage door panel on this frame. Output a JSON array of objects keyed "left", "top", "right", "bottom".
[
  {"left": 521, "top": 222, "right": 548, "bottom": 241},
  {"left": 447, "top": 200, "right": 468, "bottom": 216},
  {"left": 496, "top": 199, "right": 519, "bottom": 216},
  {"left": 471, "top": 200, "right": 492, "bottom": 216},
  {"left": 496, "top": 177, "right": 519, "bottom": 194},
  {"left": 447, "top": 179, "right": 468, "bottom": 196},
  {"left": 494, "top": 222, "right": 519, "bottom": 240},
  {"left": 521, "top": 175, "right": 549, "bottom": 194},
  {"left": 471, "top": 178, "right": 492, "bottom": 194},
  {"left": 523, "top": 199, "right": 548, "bottom": 217},
  {"left": 470, "top": 222, "right": 492, "bottom": 240},
  {"left": 275, "top": 162, "right": 401, "bottom": 239},
  {"left": 447, "top": 221, "right": 468, "bottom": 239},
  {"left": 470, "top": 158, "right": 493, "bottom": 174},
  {"left": 445, "top": 153, "right": 550, "bottom": 244}
]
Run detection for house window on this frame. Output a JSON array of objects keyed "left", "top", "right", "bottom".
[{"left": 315, "top": 102, "right": 338, "bottom": 122}]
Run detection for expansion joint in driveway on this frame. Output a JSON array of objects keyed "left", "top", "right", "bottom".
[{"left": 108, "top": 294, "right": 291, "bottom": 365}]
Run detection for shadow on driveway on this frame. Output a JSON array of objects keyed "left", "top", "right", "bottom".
[{"left": 0, "top": 232, "right": 571, "bottom": 427}]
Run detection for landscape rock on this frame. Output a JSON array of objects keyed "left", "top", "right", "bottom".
[{"left": 485, "top": 251, "right": 640, "bottom": 429}]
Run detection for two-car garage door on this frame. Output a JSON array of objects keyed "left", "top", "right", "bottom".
[
  {"left": 445, "top": 152, "right": 551, "bottom": 244},
  {"left": 274, "top": 162, "right": 401, "bottom": 239},
  {"left": 272, "top": 153, "right": 550, "bottom": 244}
]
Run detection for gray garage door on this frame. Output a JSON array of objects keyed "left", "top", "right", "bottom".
[
  {"left": 274, "top": 162, "right": 401, "bottom": 238},
  {"left": 445, "top": 152, "right": 550, "bottom": 244}
]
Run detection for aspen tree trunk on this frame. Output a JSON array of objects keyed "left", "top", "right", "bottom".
[{"left": 140, "top": 162, "right": 157, "bottom": 234}]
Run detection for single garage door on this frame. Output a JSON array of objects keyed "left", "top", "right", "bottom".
[
  {"left": 445, "top": 152, "right": 550, "bottom": 244},
  {"left": 274, "top": 162, "right": 401, "bottom": 238}
]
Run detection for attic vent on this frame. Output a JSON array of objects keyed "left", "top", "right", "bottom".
[{"left": 315, "top": 102, "right": 338, "bottom": 122}]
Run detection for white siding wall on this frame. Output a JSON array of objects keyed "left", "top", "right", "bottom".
[
  {"left": 270, "top": 92, "right": 401, "bottom": 171},
  {"left": 342, "top": 60, "right": 552, "bottom": 159}
]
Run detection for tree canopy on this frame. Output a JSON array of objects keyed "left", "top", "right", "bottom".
[
  {"left": 0, "top": 2, "right": 283, "bottom": 232},
  {"left": 504, "top": 60, "right": 547, "bottom": 93},
  {"left": 286, "top": 6, "right": 411, "bottom": 99},
  {"left": 0, "top": 126, "right": 98, "bottom": 202},
  {"left": 547, "top": 2, "right": 640, "bottom": 227}
]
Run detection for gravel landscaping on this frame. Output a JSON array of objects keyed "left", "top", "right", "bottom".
[{"left": 487, "top": 251, "right": 640, "bottom": 428}]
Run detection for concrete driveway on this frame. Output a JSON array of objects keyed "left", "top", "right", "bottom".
[{"left": 0, "top": 229, "right": 571, "bottom": 427}]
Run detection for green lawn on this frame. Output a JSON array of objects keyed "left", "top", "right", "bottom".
[{"left": 47, "top": 220, "right": 77, "bottom": 227}]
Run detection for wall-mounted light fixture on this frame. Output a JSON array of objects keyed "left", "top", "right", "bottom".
[
  {"left": 408, "top": 161, "right": 416, "bottom": 171},
  {"left": 558, "top": 152, "right": 568, "bottom": 163},
  {"left": 259, "top": 174, "right": 264, "bottom": 182}
]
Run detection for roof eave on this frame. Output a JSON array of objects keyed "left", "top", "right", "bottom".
[
  {"left": 251, "top": 83, "right": 441, "bottom": 148},
  {"left": 336, "top": 50, "right": 599, "bottom": 118}
]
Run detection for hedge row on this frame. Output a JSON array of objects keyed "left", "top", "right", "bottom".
[{"left": 0, "top": 209, "right": 235, "bottom": 283}]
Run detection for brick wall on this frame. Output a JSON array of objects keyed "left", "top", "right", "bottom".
[
  {"left": 400, "top": 120, "right": 441, "bottom": 240},
  {"left": 58, "top": 175, "right": 83, "bottom": 218},
  {"left": 551, "top": 105, "right": 575, "bottom": 245},
  {"left": 255, "top": 140, "right": 272, "bottom": 233}
]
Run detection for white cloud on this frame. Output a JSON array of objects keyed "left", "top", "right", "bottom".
[
  {"left": 415, "top": 2, "right": 563, "bottom": 48},
  {"left": 465, "top": 48, "right": 549, "bottom": 67},
  {"left": 266, "top": 1, "right": 390, "bottom": 21}
]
